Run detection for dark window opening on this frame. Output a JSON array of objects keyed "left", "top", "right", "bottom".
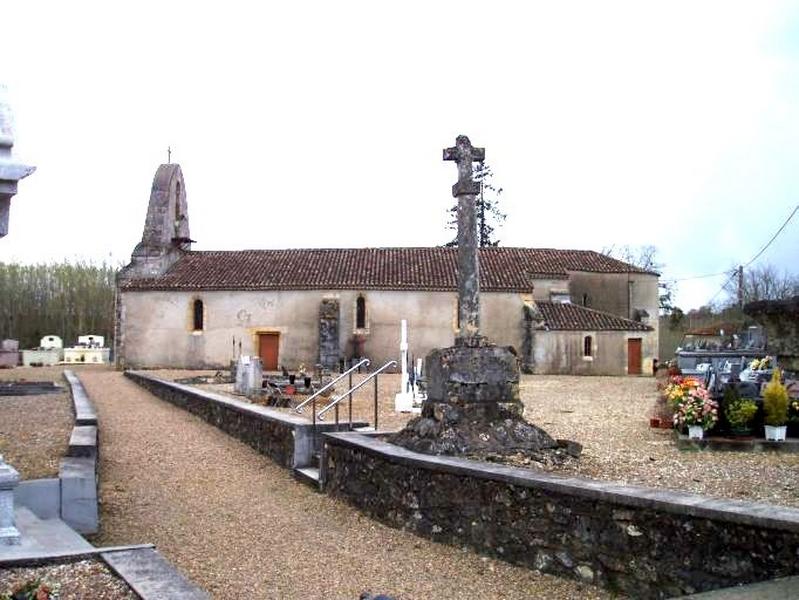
[
  {"left": 584, "top": 335, "right": 592, "bottom": 357},
  {"left": 356, "top": 296, "right": 366, "bottom": 329},
  {"left": 582, "top": 293, "right": 590, "bottom": 307},
  {"left": 193, "top": 299, "right": 204, "bottom": 331}
]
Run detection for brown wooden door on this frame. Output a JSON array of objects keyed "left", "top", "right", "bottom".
[
  {"left": 627, "top": 338, "right": 642, "bottom": 375},
  {"left": 258, "top": 333, "right": 279, "bottom": 371}
]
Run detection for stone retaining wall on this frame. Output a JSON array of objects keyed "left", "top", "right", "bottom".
[
  {"left": 323, "top": 432, "right": 799, "bottom": 599},
  {"left": 125, "top": 371, "right": 365, "bottom": 468}
]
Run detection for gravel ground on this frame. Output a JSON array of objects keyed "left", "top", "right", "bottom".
[
  {"left": 520, "top": 376, "right": 799, "bottom": 508},
  {"left": 161, "top": 369, "right": 799, "bottom": 508},
  {"left": 0, "top": 558, "right": 136, "bottom": 599},
  {"left": 0, "top": 366, "right": 72, "bottom": 479},
  {"left": 82, "top": 369, "right": 608, "bottom": 600}
]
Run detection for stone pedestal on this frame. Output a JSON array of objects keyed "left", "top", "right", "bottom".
[
  {"left": 0, "top": 455, "right": 21, "bottom": 545},
  {"left": 392, "top": 341, "right": 560, "bottom": 457}
]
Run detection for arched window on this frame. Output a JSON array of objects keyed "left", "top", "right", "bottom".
[
  {"left": 583, "top": 335, "right": 592, "bottom": 357},
  {"left": 356, "top": 296, "right": 366, "bottom": 329},
  {"left": 582, "top": 293, "right": 590, "bottom": 307},
  {"left": 193, "top": 299, "right": 204, "bottom": 331}
]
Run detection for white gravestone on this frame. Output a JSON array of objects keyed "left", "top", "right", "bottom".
[
  {"left": 394, "top": 320, "right": 423, "bottom": 413},
  {"left": 234, "top": 356, "right": 263, "bottom": 395}
]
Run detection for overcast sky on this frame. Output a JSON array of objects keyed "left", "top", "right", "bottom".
[{"left": 1, "top": 1, "right": 797, "bottom": 310}]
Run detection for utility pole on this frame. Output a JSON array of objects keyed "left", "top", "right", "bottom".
[{"left": 737, "top": 265, "right": 744, "bottom": 309}]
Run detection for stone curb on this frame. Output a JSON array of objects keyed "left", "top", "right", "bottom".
[
  {"left": 63, "top": 370, "right": 98, "bottom": 426},
  {"left": 60, "top": 371, "right": 99, "bottom": 534},
  {"left": 323, "top": 431, "right": 799, "bottom": 533},
  {"left": 102, "top": 547, "right": 210, "bottom": 599}
]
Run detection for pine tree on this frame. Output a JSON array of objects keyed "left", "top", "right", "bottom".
[{"left": 444, "top": 162, "right": 506, "bottom": 247}]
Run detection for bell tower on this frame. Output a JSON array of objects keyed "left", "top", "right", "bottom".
[{"left": 120, "top": 164, "right": 192, "bottom": 280}]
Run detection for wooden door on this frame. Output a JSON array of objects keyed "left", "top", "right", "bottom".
[
  {"left": 258, "top": 333, "right": 279, "bottom": 371},
  {"left": 627, "top": 338, "right": 642, "bottom": 375}
]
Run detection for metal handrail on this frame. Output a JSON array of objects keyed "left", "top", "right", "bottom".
[
  {"left": 294, "top": 358, "right": 370, "bottom": 413},
  {"left": 317, "top": 360, "right": 397, "bottom": 421}
]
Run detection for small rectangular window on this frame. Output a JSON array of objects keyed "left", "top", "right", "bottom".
[{"left": 583, "top": 335, "right": 592, "bottom": 357}]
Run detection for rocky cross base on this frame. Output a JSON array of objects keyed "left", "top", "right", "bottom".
[{"left": 391, "top": 341, "right": 581, "bottom": 462}]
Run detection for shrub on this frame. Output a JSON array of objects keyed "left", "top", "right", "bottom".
[
  {"left": 763, "top": 368, "right": 789, "bottom": 427},
  {"left": 725, "top": 393, "right": 758, "bottom": 430}
]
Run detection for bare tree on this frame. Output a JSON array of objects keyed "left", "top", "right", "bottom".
[{"left": 723, "top": 263, "right": 799, "bottom": 306}]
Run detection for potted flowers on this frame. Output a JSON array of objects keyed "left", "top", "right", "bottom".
[
  {"left": 763, "top": 368, "right": 789, "bottom": 442},
  {"left": 670, "top": 379, "right": 718, "bottom": 439}
]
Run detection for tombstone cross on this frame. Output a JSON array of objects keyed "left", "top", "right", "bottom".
[{"left": 443, "top": 135, "right": 485, "bottom": 344}]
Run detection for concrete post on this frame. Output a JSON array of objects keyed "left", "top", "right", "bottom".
[{"left": 0, "top": 455, "right": 21, "bottom": 545}]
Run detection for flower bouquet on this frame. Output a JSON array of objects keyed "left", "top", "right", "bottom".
[{"left": 670, "top": 380, "right": 718, "bottom": 439}]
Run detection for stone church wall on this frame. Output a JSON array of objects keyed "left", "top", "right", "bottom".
[{"left": 117, "top": 289, "right": 529, "bottom": 370}]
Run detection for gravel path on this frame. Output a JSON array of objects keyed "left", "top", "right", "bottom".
[
  {"left": 81, "top": 370, "right": 607, "bottom": 599},
  {"left": 0, "top": 366, "right": 72, "bottom": 479}
]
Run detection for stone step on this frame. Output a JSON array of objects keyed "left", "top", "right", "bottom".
[{"left": 293, "top": 467, "right": 322, "bottom": 491}]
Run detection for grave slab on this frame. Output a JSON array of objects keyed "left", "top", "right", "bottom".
[{"left": 102, "top": 547, "right": 209, "bottom": 599}]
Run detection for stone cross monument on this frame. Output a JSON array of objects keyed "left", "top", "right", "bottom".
[
  {"left": 392, "top": 136, "right": 568, "bottom": 458},
  {"left": 444, "top": 135, "right": 485, "bottom": 344},
  {"left": 0, "top": 85, "right": 36, "bottom": 238}
]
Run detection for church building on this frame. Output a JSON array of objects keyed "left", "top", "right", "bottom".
[{"left": 115, "top": 165, "right": 659, "bottom": 376}]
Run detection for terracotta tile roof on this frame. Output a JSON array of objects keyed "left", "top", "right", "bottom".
[
  {"left": 536, "top": 301, "right": 653, "bottom": 332},
  {"left": 120, "top": 247, "right": 656, "bottom": 292}
]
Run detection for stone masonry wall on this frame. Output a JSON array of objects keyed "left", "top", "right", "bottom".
[{"left": 323, "top": 433, "right": 799, "bottom": 599}]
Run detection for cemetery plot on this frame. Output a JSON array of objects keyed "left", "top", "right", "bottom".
[
  {"left": 0, "top": 366, "right": 73, "bottom": 479},
  {"left": 0, "top": 558, "right": 137, "bottom": 600}
]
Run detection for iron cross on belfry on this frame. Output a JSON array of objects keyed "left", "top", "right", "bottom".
[{"left": 443, "top": 135, "right": 485, "bottom": 197}]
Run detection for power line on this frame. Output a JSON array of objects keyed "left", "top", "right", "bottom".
[
  {"left": 742, "top": 204, "right": 799, "bottom": 268},
  {"left": 686, "top": 204, "right": 798, "bottom": 308},
  {"left": 705, "top": 269, "right": 739, "bottom": 308},
  {"left": 661, "top": 271, "right": 730, "bottom": 283}
]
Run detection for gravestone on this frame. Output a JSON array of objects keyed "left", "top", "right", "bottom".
[
  {"left": 234, "top": 356, "right": 263, "bottom": 395},
  {"left": 392, "top": 136, "right": 567, "bottom": 458},
  {"left": 319, "top": 299, "right": 340, "bottom": 370},
  {"left": 0, "top": 84, "right": 36, "bottom": 238}
]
